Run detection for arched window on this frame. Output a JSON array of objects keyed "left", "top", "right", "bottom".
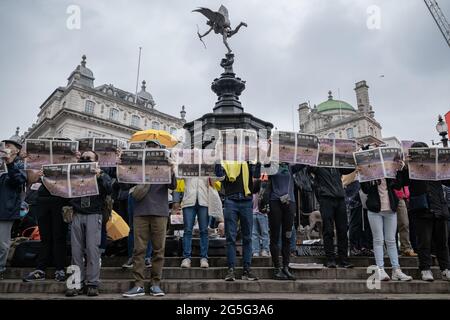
[
  {"left": 328, "top": 132, "right": 336, "bottom": 139},
  {"left": 131, "top": 115, "right": 140, "bottom": 128},
  {"left": 152, "top": 121, "right": 160, "bottom": 130},
  {"left": 109, "top": 108, "right": 119, "bottom": 121},
  {"left": 346, "top": 128, "right": 354, "bottom": 139},
  {"left": 85, "top": 100, "right": 95, "bottom": 114}
]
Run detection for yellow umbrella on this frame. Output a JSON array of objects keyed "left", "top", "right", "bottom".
[{"left": 130, "top": 129, "right": 179, "bottom": 148}]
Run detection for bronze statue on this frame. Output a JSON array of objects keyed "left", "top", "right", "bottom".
[{"left": 193, "top": 5, "right": 247, "bottom": 54}]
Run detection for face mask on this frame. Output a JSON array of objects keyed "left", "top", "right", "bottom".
[{"left": 80, "top": 157, "right": 94, "bottom": 163}]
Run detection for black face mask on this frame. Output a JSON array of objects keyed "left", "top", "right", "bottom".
[{"left": 79, "top": 157, "right": 94, "bottom": 163}]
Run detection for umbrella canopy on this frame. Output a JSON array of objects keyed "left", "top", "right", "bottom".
[{"left": 130, "top": 129, "right": 179, "bottom": 148}]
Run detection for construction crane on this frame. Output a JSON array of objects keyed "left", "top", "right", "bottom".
[{"left": 424, "top": 0, "right": 450, "bottom": 48}]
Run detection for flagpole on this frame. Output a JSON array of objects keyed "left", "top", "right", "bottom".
[{"left": 134, "top": 47, "right": 142, "bottom": 103}]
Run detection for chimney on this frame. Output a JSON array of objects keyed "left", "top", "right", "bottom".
[{"left": 354, "top": 80, "right": 370, "bottom": 114}]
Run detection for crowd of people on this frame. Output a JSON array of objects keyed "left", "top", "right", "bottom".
[{"left": 1, "top": 136, "right": 450, "bottom": 298}]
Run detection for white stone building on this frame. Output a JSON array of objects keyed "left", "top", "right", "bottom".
[
  {"left": 24, "top": 55, "right": 186, "bottom": 146},
  {"left": 298, "top": 81, "right": 383, "bottom": 145}
]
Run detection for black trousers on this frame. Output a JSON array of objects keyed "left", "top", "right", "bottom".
[
  {"left": 268, "top": 200, "right": 295, "bottom": 268},
  {"left": 415, "top": 213, "right": 449, "bottom": 271},
  {"left": 319, "top": 197, "right": 349, "bottom": 261},
  {"left": 36, "top": 199, "right": 67, "bottom": 271},
  {"left": 409, "top": 207, "right": 418, "bottom": 251},
  {"left": 349, "top": 206, "right": 373, "bottom": 250}
]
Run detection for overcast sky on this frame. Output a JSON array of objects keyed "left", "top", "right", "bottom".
[{"left": 1, "top": 0, "right": 449, "bottom": 144}]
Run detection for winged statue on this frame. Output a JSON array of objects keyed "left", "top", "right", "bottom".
[{"left": 193, "top": 5, "right": 247, "bottom": 54}]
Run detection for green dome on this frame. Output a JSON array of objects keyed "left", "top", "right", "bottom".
[{"left": 316, "top": 91, "right": 355, "bottom": 113}]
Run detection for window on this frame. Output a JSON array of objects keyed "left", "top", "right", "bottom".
[
  {"left": 170, "top": 127, "right": 177, "bottom": 135},
  {"left": 109, "top": 108, "right": 119, "bottom": 121},
  {"left": 85, "top": 100, "right": 95, "bottom": 114},
  {"left": 328, "top": 132, "right": 335, "bottom": 139},
  {"left": 346, "top": 128, "right": 354, "bottom": 139},
  {"left": 131, "top": 115, "right": 140, "bottom": 128},
  {"left": 152, "top": 121, "right": 160, "bottom": 130}
]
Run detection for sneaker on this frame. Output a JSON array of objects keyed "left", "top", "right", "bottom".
[
  {"left": 54, "top": 270, "right": 66, "bottom": 282},
  {"left": 87, "top": 286, "right": 99, "bottom": 297},
  {"left": 242, "top": 269, "right": 258, "bottom": 281},
  {"left": 200, "top": 258, "right": 209, "bottom": 268},
  {"left": 282, "top": 267, "right": 296, "bottom": 280},
  {"left": 402, "top": 249, "right": 418, "bottom": 257},
  {"left": 149, "top": 285, "right": 165, "bottom": 296},
  {"left": 442, "top": 269, "right": 450, "bottom": 281},
  {"left": 23, "top": 270, "right": 46, "bottom": 282},
  {"left": 224, "top": 268, "right": 236, "bottom": 281},
  {"left": 260, "top": 250, "right": 270, "bottom": 257},
  {"left": 325, "top": 260, "right": 337, "bottom": 268},
  {"left": 65, "top": 288, "right": 79, "bottom": 297},
  {"left": 180, "top": 258, "right": 191, "bottom": 268},
  {"left": 376, "top": 268, "right": 391, "bottom": 281},
  {"left": 145, "top": 258, "right": 152, "bottom": 268},
  {"left": 122, "top": 286, "right": 145, "bottom": 298},
  {"left": 361, "top": 248, "right": 374, "bottom": 257},
  {"left": 337, "top": 261, "right": 354, "bottom": 269},
  {"left": 273, "top": 268, "right": 288, "bottom": 280},
  {"left": 122, "top": 258, "right": 134, "bottom": 269},
  {"left": 391, "top": 268, "right": 412, "bottom": 281},
  {"left": 350, "top": 248, "right": 362, "bottom": 256},
  {"left": 421, "top": 270, "right": 434, "bottom": 282},
  {"left": 252, "top": 252, "right": 260, "bottom": 257}
]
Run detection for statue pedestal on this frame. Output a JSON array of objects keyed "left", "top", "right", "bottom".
[{"left": 183, "top": 53, "right": 273, "bottom": 147}]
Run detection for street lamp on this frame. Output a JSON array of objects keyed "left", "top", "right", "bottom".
[{"left": 436, "top": 115, "right": 449, "bottom": 147}]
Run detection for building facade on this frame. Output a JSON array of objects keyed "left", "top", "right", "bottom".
[
  {"left": 298, "top": 81, "right": 383, "bottom": 145},
  {"left": 24, "top": 55, "right": 186, "bottom": 146}
]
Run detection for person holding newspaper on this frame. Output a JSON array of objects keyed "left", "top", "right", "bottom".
[
  {"left": 358, "top": 160, "right": 413, "bottom": 282},
  {"left": 0, "top": 137, "right": 27, "bottom": 280},
  {"left": 65, "top": 151, "right": 113, "bottom": 297},
  {"left": 400, "top": 141, "right": 450, "bottom": 282},
  {"left": 123, "top": 140, "right": 177, "bottom": 298}
]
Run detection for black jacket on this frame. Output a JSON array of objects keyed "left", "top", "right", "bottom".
[
  {"left": 360, "top": 174, "right": 402, "bottom": 213},
  {"left": 309, "top": 167, "right": 355, "bottom": 199},
  {"left": 401, "top": 169, "right": 450, "bottom": 220},
  {"left": 215, "top": 163, "right": 261, "bottom": 199},
  {"left": 70, "top": 172, "right": 113, "bottom": 215},
  {"left": 0, "top": 158, "right": 27, "bottom": 221}
]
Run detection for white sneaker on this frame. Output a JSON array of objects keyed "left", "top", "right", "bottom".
[
  {"left": 442, "top": 269, "right": 450, "bottom": 281},
  {"left": 376, "top": 268, "right": 390, "bottom": 281},
  {"left": 391, "top": 268, "right": 412, "bottom": 281},
  {"left": 180, "top": 258, "right": 191, "bottom": 268},
  {"left": 260, "top": 250, "right": 270, "bottom": 257},
  {"left": 200, "top": 258, "right": 209, "bottom": 268},
  {"left": 252, "top": 253, "right": 260, "bottom": 257},
  {"left": 421, "top": 270, "right": 434, "bottom": 282}
]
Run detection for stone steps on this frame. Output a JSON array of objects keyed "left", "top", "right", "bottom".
[
  {"left": 2, "top": 293, "right": 450, "bottom": 300},
  {"left": 100, "top": 256, "right": 421, "bottom": 268},
  {"left": 2, "top": 266, "right": 443, "bottom": 280},
  {"left": 1, "top": 279, "right": 449, "bottom": 295}
]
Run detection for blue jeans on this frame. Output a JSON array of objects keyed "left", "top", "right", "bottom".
[
  {"left": 183, "top": 203, "right": 209, "bottom": 259},
  {"left": 252, "top": 213, "right": 269, "bottom": 254},
  {"left": 368, "top": 210, "right": 399, "bottom": 268},
  {"left": 128, "top": 195, "right": 152, "bottom": 259},
  {"left": 224, "top": 198, "right": 253, "bottom": 269}
]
